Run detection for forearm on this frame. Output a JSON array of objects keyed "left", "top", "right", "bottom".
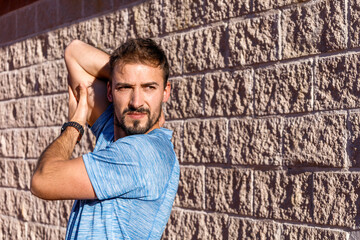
[
  {"left": 35, "top": 127, "right": 79, "bottom": 175},
  {"left": 65, "top": 40, "right": 111, "bottom": 81}
]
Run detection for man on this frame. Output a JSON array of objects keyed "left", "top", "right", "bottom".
[{"left": 30, "top": 38, "right": 180, "bottom": 239}]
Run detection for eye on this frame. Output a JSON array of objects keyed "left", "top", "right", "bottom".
[{"left": 146, "top": 85, "right": 156, "bottom": 90}]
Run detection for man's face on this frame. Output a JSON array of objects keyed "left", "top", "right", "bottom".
[{"left": 107, "top": 63, "right": 170, "bottom": 136}]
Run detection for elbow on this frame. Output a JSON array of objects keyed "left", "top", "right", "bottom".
[
  {"left": 30, "top": 173, "right": 42, "bottom": 199},
  {"left": 64, "top": 40, "right": 82, "bottom": 60},
  {"left": 30, "top": 170, "right": 51, "bottom": 200}
]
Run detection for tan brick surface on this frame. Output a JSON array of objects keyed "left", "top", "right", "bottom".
[
  {"left": 183, "top": 119, "right": 227, "bottom": 163},
  {"left": 283, "top": 114, "right": 346, "bottom": 167},
  {"left": 174, "top": 166, "right": 204, "bottom": 209},
  {"left": 314, "top": 173, "right": 360, "bottom": 228},
  {"left": 282, "top": 224, "right": 348, "bottom": 240},
  {"left": 183, "top": 25, "right": 227, "bottom": 72},
  {"left": 254, "top": 61, "right": 313, "bottom": 115},
  {"left": 165, "top": 76, "right": 203, "bottom": 119},
  {"left": 316, "top": 54, "right": 360, "bottom": 110},
  {"left": 229, "top": 117, "right": 282, "bottom": 166},
  {"left": 206, "top": 168, "right": 252, "bottom": 215},
  {"left": 229, "top": 13, "right": 279, "bottom": 66},
  {"left": 254, "top": 171, "right": 312, "bottom": 222},
  {"left": 1, "top": 0, "right": 360, "bottom": 238},
  {"left": 281, "top": 0, "right": 346, "bottom": 59},
  {"left": 204, "top": 70, "right": 253, "bottom": 117},
  {"left": 229, "top": 218, "right": 281, "bottom": 240}
]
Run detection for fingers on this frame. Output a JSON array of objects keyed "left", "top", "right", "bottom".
[
  {"left": 77, "top": 83, "right": 88, "bottom": 107},
  {"left": 70, "top": 84, "right": 89, "bottom": 127}
]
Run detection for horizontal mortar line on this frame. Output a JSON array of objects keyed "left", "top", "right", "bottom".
[
  {"left": 172, "top": 206, "right": 355, "bottom": 232},
  {"left": 0, "top": 125, "right": 60, "bottom": 131},
  {"left": 178, "top": 163, "right": 356, "bottom": 173},
  {"left": 165, "top": 109, "right": 353, "bottom": 122},
  {"left": 0, "top": 157, "right": 37, "bottom": 161},
  {"left": 0, "top": 91, "right": 68, "bottom": 103},
  {"left": 3, "top": 58, "right": 66, "bottom": 72},
  {"left": 0, "top": 213, "right": 67, "bottom": 230}
]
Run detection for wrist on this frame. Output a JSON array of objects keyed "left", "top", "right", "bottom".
[{"left": 61, "top": 121, "right": 84, "bottom": 144}]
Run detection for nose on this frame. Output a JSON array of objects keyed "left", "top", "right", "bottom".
[{"left": 129, "top": 88, "right": 144, "bottom": 109}]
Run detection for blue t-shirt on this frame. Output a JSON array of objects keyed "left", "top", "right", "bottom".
[{"left": 65, "top": 105, "right": 180, "bottom": 240}]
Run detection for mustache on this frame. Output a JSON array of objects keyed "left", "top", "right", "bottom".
[{"left": 123, "top": 107, "right": 150, "bottom": 115}]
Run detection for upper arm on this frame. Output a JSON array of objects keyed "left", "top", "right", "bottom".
[
  {"left": 65, "top": 40, "right": 111, "bottom": 126},
  {"left": 31, "top": 156, "right": 97, "bottom": 200}
]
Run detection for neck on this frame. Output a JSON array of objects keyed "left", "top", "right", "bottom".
[{"left": 113, "top": 122, "right": 160, "bottom": 141}]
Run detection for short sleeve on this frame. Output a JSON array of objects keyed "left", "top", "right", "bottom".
[{"left": 82, "top": 133, "right": 174, "bottom": 201}]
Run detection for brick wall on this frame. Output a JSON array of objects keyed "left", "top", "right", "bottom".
[{"left": 1, "top": 0, "right": 360, "bottom": 239}]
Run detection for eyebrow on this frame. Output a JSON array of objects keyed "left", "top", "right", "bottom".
[{"left": 114, "top": 82, "right": 160, "bottom": 87}]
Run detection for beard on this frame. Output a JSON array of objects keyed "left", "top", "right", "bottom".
[{"left": 114, "top": 105, "right": 161, "bottom": 135}]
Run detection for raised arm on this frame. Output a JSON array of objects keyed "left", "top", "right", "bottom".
[{"left": 65, "top": 40, "right": 111, "bottom": 126}]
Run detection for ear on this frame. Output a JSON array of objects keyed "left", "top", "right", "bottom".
[
  {"left": 162, "top": 82, "right": 171, "bottom": 103},
  {"left": 107, "top": 81, "right": 113, "bottom": 102}
]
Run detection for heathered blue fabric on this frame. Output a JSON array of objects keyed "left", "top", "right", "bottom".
[{"left": 65, "top": 104, "right": 180, "bottom": 240}]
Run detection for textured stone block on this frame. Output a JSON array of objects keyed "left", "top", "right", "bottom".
[
  {"left": 228, "top": 218, "right": 281, "bottom": 240},
  {"left": 129, "top": 0, "right": 162, "bottom": 38},
  {"left": 0, "top": 130, "right": 27, "bottom": 158},
  {"left": 163, "top": 121, "right": 182, "bottom": 162},
  {"left": 0, "top": 158, "right": 5, "bottom": 186},
  {"left": 59, "top": 200, "right": 74, "bottom": 228},
  {"left": 316, "top": 54, "right": 360, "bottom": 110},
  {"left": 16, "top": 4, "right": 36, "bottom": 39},
  {"left": 160, "top": 35, "right": 183, "bottom": 76},
  {"left": 184, "top": 119, "right": 227, "bottom": 163},
  {"left": 204, "top": 70, "right": 253, "bottom": 117},
  {"left": 0, "top": 216, "right": 27, "bottom": 240},
  {"left": 6, "top": 159, "right": 35, "bottom": 190},
  {"left": 229, "top": 14, "right": 278, "bottom": 66},
  {"left": 0, "top": 99, "right": 27, "bottom": 128},
  {"left": 0, "top": 189, "right": 60, "bottom": 225},
  {"left": 255, "top": 61, "right": 312, "bottom": 115},
  {"left": 314, "top": 172, "right": 360, "bottom": 228},
  {"left": 282, "top": 224, "right": 348, "bottom": 240},
  {"left": 281, "top": 0, "right": 346, "bottom": 59},
  {"left": 283, "top": 114, "right": 346, "bottom": 167},
  {"left": 229, "top": 118, "right": 282, "bottom": 166},
  {"left": 28, "top": 222, "right": 64, "bottom": 240},
  {"left": 0, "top": 73, "right": 15, "bottom": 100},
  {"left": 163, "top": 0, "right": 250, "bottom": 32},
  {"left": 0, "top": 47, "right": 8, "bottom": 71},
  {"left": 58, "top": 0, "right": 83, "bottom": 24},
  {"left": 174, "top": 167, "right": 204, "bottom": 209},
  {"left": 26, "top": 94, "right": 68, "bottom": 127},
  {"left": 162, "top": 211, "right": 229, "bottom": 240},
  {"left": 183, "top": 25, "right": 227, "bottom": 72},
  {"left": 165, "top": 76, "right": 203, "bottom": 119},
  {"left": 254, "top": 171, "right": 312, "bottom": 222},
  {"left": 206, "top": 168, "right": 252, "bottom": 215},
  {"left": 8, "top": 37, "right": 47, "bottom": 70},
  {"left": 25, "top": 127, "right": 59, "bottom": 158},
  {"left": 349, "top": 0, "right": 360, "bottom": 47},
  {"left": 11, "top": 61, "right": 68, "bottom": 98},
  {"left": 253, "top": 0, "right": 309, "bottom": 11},
  {"left": 349, "top": 112, "right": 360, "bottom": 167}
]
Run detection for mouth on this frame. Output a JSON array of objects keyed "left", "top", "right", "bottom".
[{"left": 126, "top": 112, "right": 148, "bottom": 120}]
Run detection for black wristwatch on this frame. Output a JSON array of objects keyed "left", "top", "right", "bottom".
[{"left": 61, "top": 121, "right": 84, "bottom": 144}]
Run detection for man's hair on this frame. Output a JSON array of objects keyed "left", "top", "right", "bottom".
[{"left": 109, "top": 38, "right": 169, "bottom": 86}]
